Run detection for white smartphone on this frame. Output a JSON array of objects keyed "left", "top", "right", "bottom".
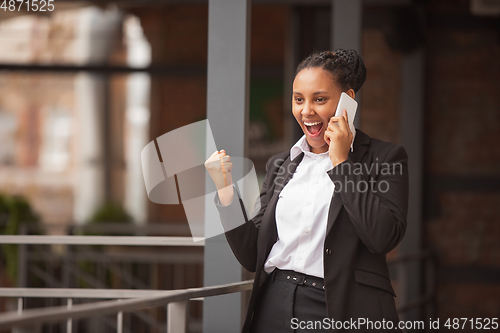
[{"left": 334, "top": 92, "right": 358, "bottom": 134}]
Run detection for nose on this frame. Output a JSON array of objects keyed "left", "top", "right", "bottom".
[{"left": 301, "top": 101, "right": 315, "bottom": 116}]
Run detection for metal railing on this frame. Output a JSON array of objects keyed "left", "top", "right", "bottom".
[
  {"left": 0, "top": 232, "right": 207, "bottom": 333},
  {"left": 0, "top": 280, "right": 254, "bottom": 333},
  {"left": 0, "top": 233, "right": 436, "bottom": 333},
  {"left": 0, "top": 235, "right": 204, "bottom": 246}
]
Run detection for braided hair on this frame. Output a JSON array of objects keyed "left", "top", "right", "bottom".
[{"left": 295, "top": 49, "right": 367, "bottom": 93}]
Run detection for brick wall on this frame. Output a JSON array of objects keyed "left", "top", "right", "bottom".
[{"left": 423, "top": 2, "right": 500, "bottom": 323}]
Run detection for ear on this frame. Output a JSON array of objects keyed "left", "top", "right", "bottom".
[{"left": 346, "top": 89, "right": 355, "bottom": 100}]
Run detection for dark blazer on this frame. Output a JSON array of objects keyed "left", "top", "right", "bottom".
[{"left": 215, "top": 129, "right": 409, "bottom": 332}]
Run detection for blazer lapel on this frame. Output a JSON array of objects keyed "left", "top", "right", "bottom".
[{"left": 326, "top": 129, "right": 370, "bottom": 235}]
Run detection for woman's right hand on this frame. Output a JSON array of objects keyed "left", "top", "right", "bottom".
[{"left": 204, "top": 150, "right": 233, "bottom": 190}]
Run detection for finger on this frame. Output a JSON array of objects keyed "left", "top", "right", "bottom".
[
  {"left": 330, "top": 112, "right": 348, "bottom": 133},
  {"left": 329, "top": 115, "right": 343, "bottom": 123},
  {"left": 206, "top": 159, "right": 222, "bottom": 168},
  {"left": 323, "top": 130, "right": 332, "bottom": 145},
  {"left": 336, "top": 109, "right": 348, "bottom": 132},
  {"left": 327, "top": 118, "right": 342, "bottom": 132},
  {"left": 328, "top": 116, "right": 344, "bottom": 128},
  {"left": 221, "top": 161, "right": 233, "bottom": 172},
  {"left": 344, "top": 110, "right": 352, "bottom": 136},
  {"left": 344, "top": 109, "right": 352, "bottom": 133},
  {"left": 327, "top": 122, "right": 339, "bottom": 132},
  {"left": 219, "top": 155, "right": 231, "bottom": 162},
  {"left": 218, "top": 156, "right": 230, "bottom": 186}
]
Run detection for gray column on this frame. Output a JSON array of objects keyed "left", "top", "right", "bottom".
[
  {"left": 399, "top": 48, "right": 424, "bottom": 323},
  {"left": 204, "top": 0, "right": 251, "bottom": 332},
  {"left": 331, "top": 0, "right": 362, "bottom": 52},
  {"left": 331, "top": 0, "right": 363, "bottom": 128},
  {"left": 284, "top": 7, "right": 302, "bottom": 147}
]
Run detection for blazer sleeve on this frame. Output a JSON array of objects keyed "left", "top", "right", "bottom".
[
  {"left": 213, "top": 156, "right": 275, "bottom": 272},
  {"left": 327, "top": 144, "right": 409, "bottom": 254}
]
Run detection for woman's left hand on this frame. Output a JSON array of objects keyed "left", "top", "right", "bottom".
[{"left": 324, "top": 109, "right": 353, "bottom": 167}]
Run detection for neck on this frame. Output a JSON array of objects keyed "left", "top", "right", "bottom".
[{"left": 308, "top": 142, "right": 328, "bottom": 154}]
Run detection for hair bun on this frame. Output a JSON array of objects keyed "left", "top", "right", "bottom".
[{"left": 295, "top": 49, "right": 367, "bottom": 93}]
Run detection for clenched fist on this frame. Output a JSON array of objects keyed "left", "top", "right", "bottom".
[
  {"left": 204, "top": 149, "right": 233, "bottom": 190},
  {"left": 205, "top": 150, "right": 234, "bottom": 206}
]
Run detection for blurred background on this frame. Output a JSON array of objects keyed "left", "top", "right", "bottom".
[{"left": 0, "top": 0, "right": 499, "bottom": 332}]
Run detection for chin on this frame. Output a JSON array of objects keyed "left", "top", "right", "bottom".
[{"left": 307, "top": 139, "right": 328, "bottom": 152}]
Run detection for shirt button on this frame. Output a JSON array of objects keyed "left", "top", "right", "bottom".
[
  {"left": 304, "top": 227, "right": 309, "bottom": 233},
  {"left": 298, "top": 256, "right": 302, "bottom": 260},
  {"left": 325, "top": 248, "right": 332, "bottom": 255}
]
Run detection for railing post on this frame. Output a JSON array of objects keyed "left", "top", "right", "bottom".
[
  {"left": 17, "top": 297, "right": 23, "bottom": 315},
  {"left": 17, "top": 225, "right": 28, "bottom": 289},
  {"left": 116, "top": 298, "right": 123, "bottom": 333},
  {"left": 117, "top": 311, "right": 123, "bottom": 333},
  {"left": 14, "top": 297, "right": 39, "bottom": 333},
  {"left": 167, "top": 300, "right": 188, "bottom": 333},
  {"left": 13, "top": 297, "right": 23, "bottom": 333},
  {"left": 66, "top": 298, "right": 72, "bottom": 333}
]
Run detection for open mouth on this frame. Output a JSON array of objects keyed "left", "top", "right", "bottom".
[{"left": 304, "top": 121, "right": 323, "bottom": 138}]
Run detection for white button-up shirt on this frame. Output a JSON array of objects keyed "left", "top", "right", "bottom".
[{"left": 263, "top": 129, "right": 356, "bottom": 278}]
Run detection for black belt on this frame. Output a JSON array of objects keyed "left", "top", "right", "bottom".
[{"left": 271, "top": 268, "right": 325, "bottom": 291}]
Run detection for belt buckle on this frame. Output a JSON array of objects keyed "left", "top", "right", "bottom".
[{"left": 292, "top": 274, "right": 305, "bottom": 285}]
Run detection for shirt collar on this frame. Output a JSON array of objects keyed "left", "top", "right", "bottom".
[{"left": 290, "top": 127, "right": 357, "bottom": 160}]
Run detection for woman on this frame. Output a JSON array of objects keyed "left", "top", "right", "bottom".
[{"left": 205, "top": 49, "right": 409, "bottom": 332}]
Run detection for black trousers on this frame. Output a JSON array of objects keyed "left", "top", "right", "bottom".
[{"left": 249, "top": 269, "right": 329, "bottom": 333}]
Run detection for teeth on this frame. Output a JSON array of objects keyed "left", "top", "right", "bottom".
[{"left": 304, "top": 121, "right": 322, "bottom": 126}]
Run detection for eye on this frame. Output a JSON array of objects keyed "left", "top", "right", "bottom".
[
  {"left": 294, "top": 97, "right": 304, "bottom": 103},
  {"left": 316, "top": 97, "right": 327, "bottom": 103}
]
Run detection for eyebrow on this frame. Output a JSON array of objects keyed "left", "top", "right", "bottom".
[{"left": 293, "top": 91, "right": 329, "bottom": 95}]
